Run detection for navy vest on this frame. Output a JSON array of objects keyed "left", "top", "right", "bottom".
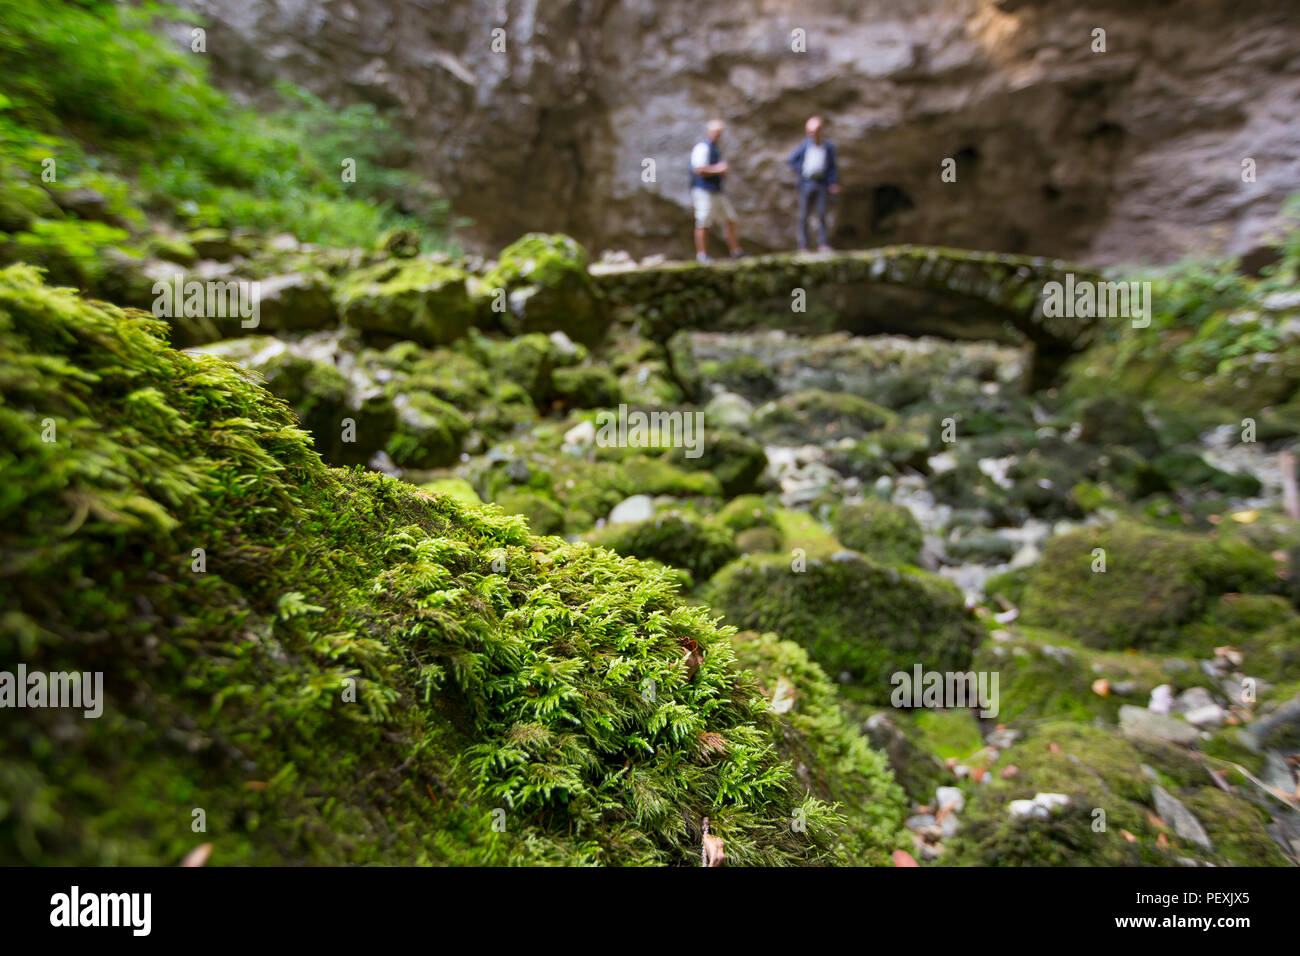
[{"left": 691, "top": 141, "right": 723, "bottom": 192}]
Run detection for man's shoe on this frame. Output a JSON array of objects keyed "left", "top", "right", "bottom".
[
  {"left": 696, "top": 253, "right": 712, "bottom": 264},
  {"left": 817, "top": 244, "right": 833, "bottom": 253},
  {"left": 729, "top": 248, "right": 746, "bottom": 259}
]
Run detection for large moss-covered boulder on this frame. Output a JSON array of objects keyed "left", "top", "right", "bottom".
[
  {"left": 0, "top": 263, "right": 902, "bottom": 866},
  {"left": 336, "top": 258, "right": 475, "bottom": 346},
  {"left": 1019, "top": 521, "right": 1282, "bottom": 650},
  {"left": 706, "top": 552, "right": 980, "bottom": 700},
  {"left": 666, "top": 427, "right": 767, "bottom": 497},
  {"left": 481, "top": 233, "right": 608, "bottom": 345},
  {"left": 832, "top": 499, "right": 923, "bottom": 565},
  {"left": 753, "top": 389, "right": 896, "bottom": 443}
]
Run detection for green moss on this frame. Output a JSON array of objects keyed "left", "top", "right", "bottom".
[
  {"left": 735, "top": 526, "right": 783, "bottom": 554},
  {"left": 336, "top": 258, "right": 475, "bottom": 347},
  {"left": 832, "top": 499, "right": 924, "bottom": 565},
  {"left": 385, "top": 393, "right": 471, "bottom": 469},
  {"left": 950, "top": 723, "right": 1284, "bottom": 866},
  {"left": 706, "top": 552, "right": 979, "bottom": 701},
  {"left": 421, "top": 478, "right": 483, "bottom": 508},
  {"left": 754, "top": 389, "right": 896, "bottom": 443},
  {"left": 1019, "top": 521, "right": 1282, "bottom": 650},
  {"left": 0, "top": 263, "right": 887, "bottom": 866},
  {"left": 589, "top": 512, "right": 738, "bottom": 581},
  {"left": 491, "top": 489, "right": 567, "bottom": 536},
  {"left": 730, "top": 632, "right": 909, "bottom": 865},
  {"left": 551, "top": 365, "right": 623, "bottom": 409},
  {"left": 665, "top": 427, "right": 767, "bottom": 497},
  {"left": 717, "top": 495, "right": 778, "bottom": 533},
  {"left": 481, "top": 234, "right": 608, "bottom": 345}
]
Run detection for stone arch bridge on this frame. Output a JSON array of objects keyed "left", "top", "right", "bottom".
[{"left": 590, "top": 246, "right": 1105, "bottom": 388}]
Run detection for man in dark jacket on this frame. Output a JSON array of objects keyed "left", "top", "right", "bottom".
[{"left": 787, "top": 116, "right": 839, "bottom": 252}]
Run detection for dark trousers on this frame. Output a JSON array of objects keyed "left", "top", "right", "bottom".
[{"left": 797, "top": 179, "right": 830, "bottom": 249}]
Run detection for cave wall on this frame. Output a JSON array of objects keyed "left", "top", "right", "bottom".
[{"left": 178, "top": 0, "right": 1300, "bottom": 264}]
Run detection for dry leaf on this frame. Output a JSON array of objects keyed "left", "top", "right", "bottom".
[
  {"left": 1119, "top": 829, "right": 1137, "bottom": 843},
  {"left": 892, "top": 849, "right": 920, "bottom": 867},
  {"left": 1091, "top": 678, "right": 1111, "bottom": 697},
  {"left": 701, "top": 818, "right": 726, "bottom": 867},
  {"left": 180, "top": 843, "right": 213, "bottom": 867},
  {"left": 244, "top": 780, "right": 267, "bottom": 791},
  {"left": 680, "top": 638, "right": 704, "bottom": 680},
  {"left": 1048, "top": 742, "right": 1061, "bottom": 754},
  {"left": 696, "top": 731, "right": 727, "bottom": 758},
  {"left": 1147, "top": 813, "right": 1167, "bottom": 829},
  {"left": 1156, "top": 832, "right": 1170, "bottom": 850},
  {"left": 1230, "top": 510, "right": 1259, "bottom": 524},
  {"left": 1000, "top": 764, "right": 1019, "bottom": 779}
]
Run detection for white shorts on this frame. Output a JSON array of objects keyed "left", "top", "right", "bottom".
[{"left": 692, "top": 188, "right": 737, "bottom": 228}]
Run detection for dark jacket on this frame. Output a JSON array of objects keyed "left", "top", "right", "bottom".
[{"left": 788, "top": 138, "right": 838, "bottom": 186}]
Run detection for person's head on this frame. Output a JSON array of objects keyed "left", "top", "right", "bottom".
[
  {"left": 805, "top": 116, "right": 824, "bottom": 142},
  {"left": 706, "top": 119, "right": 725, "bottom": 143}
]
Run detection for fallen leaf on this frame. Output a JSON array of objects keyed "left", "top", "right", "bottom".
[
  {"left": 680, "top": 638, "right": 704, "bottom": 680},
  {"left": 180, "top": 843, "right": 212, "bottom": 867},
  {"left": 1156, "top": 832, "right": 1169, "bottom": 850},
  {"left": 1000, "top": 764, "right": 1019, "bottom": 779},
  {"left": 892, "top": 849, "right": 920, "bottom": 867},
  {"left": 1048, "top": 742, "right": 1061, "bottom": 754},
  {"left": 1119, "top": 829, "right": 1137, "bottom": 843},
  {"left": 971, "top": 766, "right": 987, "bottom": 783},
  {"left": 1092, "top": 678, "right": 1111, "bottom": 697},
  {"left": 244, "top": 781, "right": 267, "bottom": 791},
  {"left": 1147, "top": 813, "right": 1167, "bottom": 829},
  {"left": 696, "top": 731, "right": 727, "bottom": 757},
  {"left": 1230, "top": 510, "right": 1259, "bottom": 524}
]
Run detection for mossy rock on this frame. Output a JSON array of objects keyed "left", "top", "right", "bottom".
[
  {"left": 0, "top": 263, "right": 876, "bottom": 866},
  {"left": 336, "top": 258, "right": 475, "bottom": 347},
  {"left": 665, "top": 427, "right": 767, "bottom": 497},
  {"left": 945, "top": 528, "right": 1016, "bottom": 564},
  {"left": 735, "top": 526, "right": 783, "bottom": 554},
  {"left": 1019, "top": 521, "right": 1282, "bottom": 650},
  {"left": 730, "top": 632, "right": 909, "bottom": 864},
  {"left": 705, "top": 354, "right": 779, "bottom": 401},
  {"left": 716, "top": 495, "right": 778, "bottom": 533},
  {"left": 832, "top": 499, "right": 923, "bottom": 565},
  {"left": 1150, "top": 450, "right": 1262, "bottom": 498},
  {"left": 481, "top": 233, "right": 608, "bottom": 345},
  {"left": 491, "top": 489, "right": 566, "bottom": 536},
  {"left": 949, "top": 723, "right": 1287, "bottom": 866},
  {"left": 754, "top": 389, "right": 896, "bottom": 443},
  {"left": 589, "top": 512, "right": 738, "bottom": 581},
  {"left": 385, "top": 392, "right": 471, "bottom": 469},
  {"left": 1077, "top": 396, "right": 1161, "bottom": 454},
  {"left": 467, "top": 331, "right": 583, "bottom": 407},
  {"left": 706, "top": 552, "right": 979, "bottom": 701},
  {"left": 551, "top": 365, "right": 623, "bottom": 409}
]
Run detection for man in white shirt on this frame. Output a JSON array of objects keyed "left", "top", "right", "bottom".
[
  {"left": 787, "top": 116, "right": 840, "bottom": 252},
  {"left": 690, "top": 119, "right": 743, "bottom": 263}
]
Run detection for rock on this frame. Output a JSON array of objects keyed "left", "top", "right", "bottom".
[
  {"left": 481, "top": 234, "right": 608, "bottom": 345},
  {"left": 562, "top": 419, "right": 596, "bottom": 449},
  {"left": 935, "top": 786, "right": 965, "bottom": 814},
  {"left": 905, "top": 813, "right": 936, "bottom": 830},
  {"left": 940, "top": 812, "right": 961, "bottom": 839},
  {"left": 608, "top": 494, "right": 655, "bottom": 525},
  {"left": 51, "top": 186, "right": 118, "bottom": 225},
  {"left": 255, "top": 272, "right": 337, "bottom": 332},
  {"left": 986, "top": 728, "right": 1020, "bottom": 750},
  {"left": 1240, "top": 692, "right": 1300, "bottom": 753},
  {"left": 1152, "top": 785, "right": 1212, "bottom": 850},
  {"left": 1149, "top": 684, "right": 1174, "bottom": 714},
  {"left": 1174, "top": 686, "right": 1214, "bottom": 714},
  {"left": 704, "top": 391, "right": 754, "bottom": 430},
  {"left": 336, "top": 258, "right": 476, "bottom": 347},
  {"left": 1184, "top": 703, "right": 1225, "bottom": 729},
  {"left": 863, "top": 712, "right": 951, "bottom": 802},
  {"left": 1008, "top": 792, "right": 1070, "bottom": 820},
  {"left": 1119, "top": 705, "right": 1200, "bottom": 747}
]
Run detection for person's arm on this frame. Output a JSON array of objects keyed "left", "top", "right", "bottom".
[
  {"left": 691, "top": 142, "right": 727, "bottom": 176},
  {"left": 788, "top": 141, "right": 805, "bottom": 174}
]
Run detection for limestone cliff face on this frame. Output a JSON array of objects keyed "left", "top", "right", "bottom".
[{"left": 181, "top": 0, "right": 1300, "bottom": 264}]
